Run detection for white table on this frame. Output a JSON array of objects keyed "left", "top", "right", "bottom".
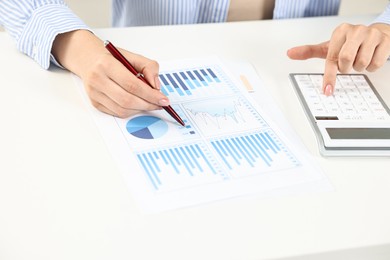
[{"left": 1, "top": 15, "right": 389, "bottom": 260}]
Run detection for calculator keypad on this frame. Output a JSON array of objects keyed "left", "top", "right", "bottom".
[{"left": 294, "top": 74, "right": 390, "bottom": 122}]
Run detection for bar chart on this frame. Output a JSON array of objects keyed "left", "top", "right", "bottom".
[
  {"left": 210, "top": 130, "right": 300, "bottom": 176},
  {"left": 159, "top": 66, "right": 237, "bottom": 101},
  {"left": 136, "top": 142, "right": 226, "bottom": 191}
]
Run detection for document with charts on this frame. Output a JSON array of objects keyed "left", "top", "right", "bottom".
[{"left": 75, "top": 57, "right": 327, "bottom": 212}]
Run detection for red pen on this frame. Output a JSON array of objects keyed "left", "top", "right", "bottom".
[{"left": 104, "top": 40, "right": 185, "bottom": 126}]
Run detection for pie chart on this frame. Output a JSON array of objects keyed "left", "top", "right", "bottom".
[{"left": 126, "top": 116, "right": 168, "bottom": 139}]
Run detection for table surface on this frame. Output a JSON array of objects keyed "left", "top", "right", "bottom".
[{"left": 1, "top": 15, "right": 389, "bottom": 260}]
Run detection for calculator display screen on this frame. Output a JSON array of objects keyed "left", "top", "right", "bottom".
[{"left": 326, "top": 128, "right": 390, "bottom": 139}]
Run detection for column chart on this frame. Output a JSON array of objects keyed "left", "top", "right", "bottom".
[
  {"left": 210, "top": 130, "right": 300, "bottom": 177},
  {"left": 159, "top": 66, "right": 236, "bottom": 101},
  {"left": 136, "top": 142, "right": 226, "bottom": 192}
]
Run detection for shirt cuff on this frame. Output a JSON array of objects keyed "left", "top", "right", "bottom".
[
  {"left": 17, "top": 3, "right": 90, "bottom": 69},
  {"left": 371, "top": 3, "right": 390, "bottom": 25}
]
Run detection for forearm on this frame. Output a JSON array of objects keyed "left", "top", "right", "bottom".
[{"left": 52, "top": 30, "right": 106, "bottom": 78}]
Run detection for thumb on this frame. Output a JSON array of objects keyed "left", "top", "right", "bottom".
[{"left": 287, "top": 41, "right": 329, "bottom": 60}]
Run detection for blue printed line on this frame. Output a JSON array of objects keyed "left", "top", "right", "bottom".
[
  {"left": 195, "top": 144, "right": 216, "bottom": 174},
  {"left": 166, "top": 73, "right": 184, "bottom": 96},
  {"left": 174, "top": 73, "right": 191, "bottom": 96},
  {"left": 250, "top": 135, "right": 272, "bottom": 163},
  {"left": 169, "top": 149, "right": 181, "bottom": 166},
  {"left": 194, "top": 70, "right": 208, "bottom": 86},
  {"left": 148, "top": 152, "right": 161, "bottom": 172},
  {"left": 180, "top": 146, "right": 195, "bottom": 169},
  {"left": 190, "top": 144, "right": 200, "bottom": 158},
  {"left": 241, "top": 136, "right": 258, "bottom": 158},
  {"left": 236, "top": 137, "right": 255, "bottom": 163},
  {"left": 255, "top": 133, "right": 269, "bottom": 150},
  {"left": 159, "top": 150, "right": 168, "bottom": 165},
  {"left": 265, "top": 132, "right": 281, "bottom": 151},
  {"left": 161, "top": 87, "right": 168, "bottom": 95},
  {"left": 163, "top": 150, "right": 180, "bottom": 174},
  {"left": 212, "top": 141, "right": 232, "bottom": 170},
  {"left": 207, "top": 68, "right": 221, "bottom": 82},
  {"left": 179, "top": 72, "right": 195, "bottom": 90},
  {"left": 221, "top": 139, "right": 240, "bottom": 165},
  {"left": 185, "top": 79, "right": 196, "bottom": 89},
  {"left": 159, "top": 75, "right": 174, "bottom": 93},
  {"left": 215, "top": 140, "right": 228, "bottom": 156},
  {"left": 226, "top": 139, "right": 242, "bottom": 159},
  {"left": 232, "top": 138, "right": 254, "bottom": 167},
  {"left": 200, "top": 69, "right": 212, "bottom": 82},
  {"left": 247, "top": 136, "right": 271, "bottom": 166},
  {"left": 137, "top": 154, "right": 158, "bottom": 190},
  {"left": 174, "top": 147, "right": 192, "bottom": 176},
  {"left": 186, "top": 146, "right": 203, "bottom": 172},
  {"left": 260, "top": 133, "right": 277, "bottom": 153},
  {"left": 186, "top": 71, "right": 201, "bottom": 87}
]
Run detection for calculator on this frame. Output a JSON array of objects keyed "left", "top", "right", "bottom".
[{"left": 289, "top": 73, "right": 390, "bottom": 156}]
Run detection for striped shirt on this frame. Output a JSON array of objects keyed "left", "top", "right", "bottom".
[
  {"left": 0, "top": 0, "right": 89, "bottom": 69},
  {"left": 1, "top": 0, "right": 389, "bottom": 69},
  {"left": 112, "top": 0, "right": 231, "bottom": 26},
  {"left": 374, "top": 1, "right": 390, "bottom": 25},
  {"left": 111, "top": 0, "right": 341, "bottom": 27}
]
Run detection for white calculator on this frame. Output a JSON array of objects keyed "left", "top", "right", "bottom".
[{"left": 290, "top": 73, "right": 390, "bottom": 156}]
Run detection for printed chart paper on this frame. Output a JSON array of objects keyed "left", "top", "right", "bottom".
[{"left": 75, "top": 57, "right": 328, "bottom": 212}]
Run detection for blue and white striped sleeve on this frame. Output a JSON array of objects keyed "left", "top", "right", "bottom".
[
  {"left": 372, "top": 3, "right": 390, "bottom": 25},
  {"left": 0, "top": 0, "right": 90, "bottom": 69}
]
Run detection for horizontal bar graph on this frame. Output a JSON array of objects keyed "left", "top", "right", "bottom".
[
  {"left": 136, "top": 143, "right": 225, "bottom": 191},
  {"left": 210, "top": 130, "right": 300, "bottom": 175}
]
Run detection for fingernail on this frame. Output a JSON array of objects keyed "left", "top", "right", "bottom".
[
  {"left": 158, "top": 98, "right": 170, "bottom": 106},
  {"left": 324, "top": 84, "right": 333, "bottom": 96}
]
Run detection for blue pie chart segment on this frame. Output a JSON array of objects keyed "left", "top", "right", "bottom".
[{"left": 126, "top": 116, "right": 168, "bottom": 139}]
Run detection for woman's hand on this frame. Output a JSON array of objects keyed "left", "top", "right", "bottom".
[
  {"left": 52, "top": 30, "right": 169, "bottom": 118},
  {"left": 287, "top": 23, "right": 390, "bottom": 96}
]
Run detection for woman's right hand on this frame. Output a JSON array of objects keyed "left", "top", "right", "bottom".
[{"left": 52, "top": 30, "right": 169, "bottom": 118}]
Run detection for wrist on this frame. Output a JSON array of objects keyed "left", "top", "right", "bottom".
[{"left": 52, "top": 30, "right": 105, "bottom": 77}]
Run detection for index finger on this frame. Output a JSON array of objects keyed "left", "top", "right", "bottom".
[
  {"left": 323, "top": 29, "right": 347, "bottom": 95},
  {"left": 323, "top": 55, "right": 339, "bottom": 96}
]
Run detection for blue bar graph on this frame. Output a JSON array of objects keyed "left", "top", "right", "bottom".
[
  {"left": 166, "top": 73, "right": 184, "bottom": 96},
  {"left": 200, "top": 69, "right": 213, "bottom": 82},
  {"left": 159, "top": 67, "right": 224, "bottom": 98},
  {"left": 194, "top": 70, "right": 208, "bottom": 86},
  {"left": 173, "top": 73, "right": 191, "bottom": 95},
  {"left": 136, "top": 143, "right": 221, "bottom": 190},
  {"left": 180, "top": 72, "right": 196, "bottom": 89},
  {"left": 211, "top": 130, "right": 299, "bottom": 171},
  {"left": 186, "top": 71, "right": 202, "bottom": 87},
  {"left": 207, "top": 68, "right": 221, "bottom": 82},
  {"left": 159, "top": 74, "right": 174, "bottom": 93}
]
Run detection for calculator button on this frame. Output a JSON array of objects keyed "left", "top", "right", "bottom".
[{"left": 294, "top": 74, "right": 390, "bottom": 123}]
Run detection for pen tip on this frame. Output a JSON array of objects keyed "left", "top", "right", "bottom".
[{"left": 103, "top": 40, "right": 110, "bottom": 47}]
